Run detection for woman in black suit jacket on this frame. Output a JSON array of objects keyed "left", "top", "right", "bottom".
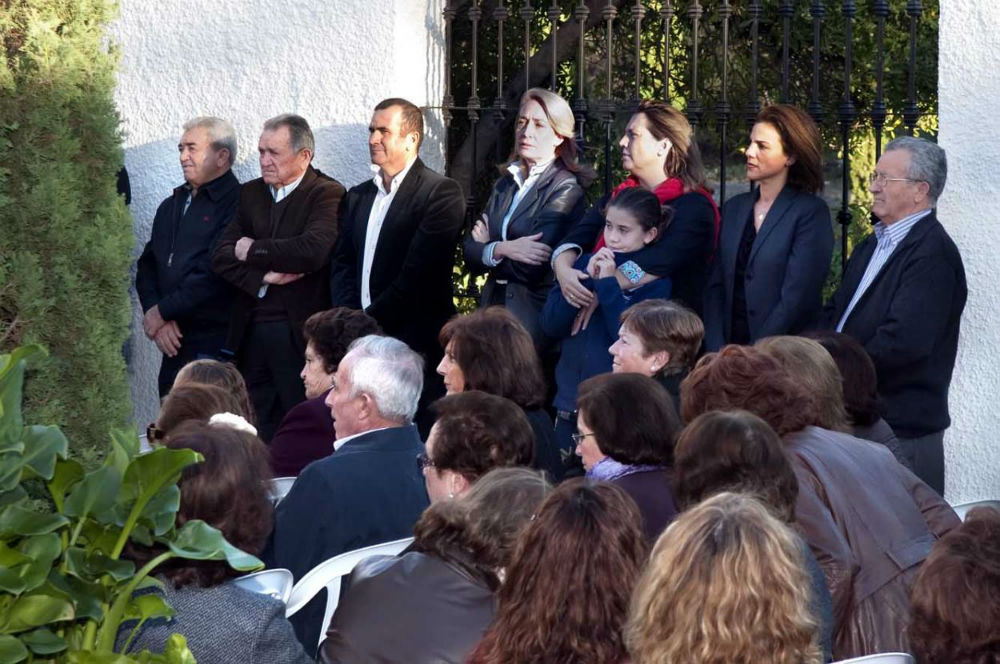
[
  {"left": 462, "top": 88, "right": 589, "bottom": 347},
  {"left": 704, "top": 104, "right": 833, "bottom": 350}
]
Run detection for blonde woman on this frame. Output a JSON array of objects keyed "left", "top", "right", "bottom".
[
  {"left": 462, "top": 88, "right": 591, "bottom": 348},
  {"left": 627, "top": 492, "right": 821, "bottom": 664}
]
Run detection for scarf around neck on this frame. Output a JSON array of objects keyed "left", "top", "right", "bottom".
[{"left": 586, "top": 456, "right": 663, "bottom": 482}]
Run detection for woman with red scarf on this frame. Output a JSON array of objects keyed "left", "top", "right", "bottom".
[{"left": 552, "top": 100, "right": 719, "bottom": 319}]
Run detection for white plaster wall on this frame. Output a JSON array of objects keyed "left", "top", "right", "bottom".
[
  {"left": 112, "top": 0, "right": 446, "bottom": 430},
  {"left": 938, "top": 1, "right": 1000, "bottom": 504}
]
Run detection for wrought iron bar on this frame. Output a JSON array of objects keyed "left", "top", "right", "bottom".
[
  {"left": 660, "top": 1, "right": 674, "bottom": 101},
  {"left": 903, "top": 0, "right": 923, "bottom": 135},
  {"left": 808, "top": 1, "right": 825, "bottom": 124},
  {"left": 686, "top": 0, "right": 704, "bottom": 129},
  {"left": 548, "top": 0, "right": 560, "bottom": 91},
  {"left": 442, "top": 0, "right": 457, "bottom": 173},
  {"left": 717, "top": 0, "right": 732, "bottom": 206},
  {"left": 468, "top": 0, "right": 483, "bottom": 219},
  {"left": 746, "top": 0, "right": 762, "bottom": 128},
  {"left": 602, "top": 1, "right": 618, "bottom": 198},
  {"left": 871, "top": 0, "right": 888, "bottom": 162},
  {"left": 779, "top": 0, "right": 794, "bottom": 103},
  {"left": 838, "top": 0, "right": 856, "bottom": 276},
  {"left": 493, "top": 2, "right": 510, "bottom": 164},
  {"left": 574, "top": 1, "right": 590, "bottom": 150},
  {"left": 632, "top": 0, "right": 646, "bottom": 102},
  {"left": 520, "top": 0, "right": 533, "bottom": 91}
]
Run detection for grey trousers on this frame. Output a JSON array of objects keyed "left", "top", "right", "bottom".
[{"left": 896, "top": 430, "right": 946, "bottom": 496}]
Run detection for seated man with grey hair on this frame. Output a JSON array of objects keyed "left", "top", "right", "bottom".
[
  {"left": 822, "top": 136, "right": 967, "bottom": 495},
  {"left": 213, "top": 113, "right": 345, "bottom": 441},
  {"left": 268, "top": 334, "right": 430, "bottom": 650},
  {"left": 136, "top": 116, "right": 241, "bottom": 395}
]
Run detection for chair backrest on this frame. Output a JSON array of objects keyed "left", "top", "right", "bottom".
[
  {"left": 951, "top": 499, "right": 1000, "bottom": 521},
  {"left": 269, "top": 476, "right": 297, "bottom": 505},
  {"left": 285, "top": 536, "right": 415, "bottom": 650},
  {"left": 229, "top": 568, "right": 294, "bottom": 604},
  {"left": 832, "top": 653, "right": 915, "bottom": 664}
]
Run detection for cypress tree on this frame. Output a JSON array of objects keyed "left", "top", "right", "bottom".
[{"left": 0, "top": 0, "right": 133, "bottom": 460}]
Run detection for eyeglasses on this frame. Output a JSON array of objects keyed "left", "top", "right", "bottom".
[
  {"left": 146, "top": 422, "right": 165, "bottom": 443},
  {"left": 571, "top": 432, "right": 596, "bottom": 445},
  {"left": 868, "top": 172, "right": 919, "bottom": 186},
  {"left": 416, "top": 453, "right": 436, "bottom": 472}
]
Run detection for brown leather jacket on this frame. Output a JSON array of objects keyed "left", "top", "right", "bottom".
[{"left": 784, "top": 426, "right": 959, "bottom": 660}]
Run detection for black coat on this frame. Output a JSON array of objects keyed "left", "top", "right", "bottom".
[
  {"left": 136, "top": 170, "right": 240, "bottom": 334},
  {"left": 559, "top": 189, "right": 716, "bottom": 314},
  {"left": 211, "top": 166, "right": 345, "bottom": 353},
  {"left": 820, "top": 212, "right": 967, "bottom": 437},
  {"left": 462, "top": 162, "right": 585, "bottom": 345},
  {"left": 330, "top": 158, "right": 465, "bottom": 364},
  {"left": 704, "top": 185, "right": 833, "bottom": 350}
]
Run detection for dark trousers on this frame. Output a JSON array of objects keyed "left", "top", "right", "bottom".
[
  {"left": 896, "top": 430, "right": 946, "bottom": 496},
  {"left": 239, "top": 320, "right": 306, "bottom": 442},
  {"left": 157, "top": 328, "right": 227, "bottom": 397}
]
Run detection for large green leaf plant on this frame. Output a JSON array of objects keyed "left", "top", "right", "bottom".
[{"left": 0, "top": 346, "right": 264, "bottom": 663}]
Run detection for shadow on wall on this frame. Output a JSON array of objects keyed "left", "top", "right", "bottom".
[{"left": 123, "top": 122, "right": 372, "bottom": 432}]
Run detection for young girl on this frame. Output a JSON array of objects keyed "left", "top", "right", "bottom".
[{"left": 540, "top": 187, "right": 671, "bottom": 476}]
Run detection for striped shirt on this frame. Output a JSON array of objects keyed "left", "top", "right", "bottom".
[{"left": 835, "top": 208, "right": 933, "bottom": 332}]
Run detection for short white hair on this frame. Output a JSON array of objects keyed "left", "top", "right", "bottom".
[
  {"left": 183, "top": 116, "right": 237, "bottom": 165},
  {"left": 343, "top": 335, "right": 424, "bottom": 423}
]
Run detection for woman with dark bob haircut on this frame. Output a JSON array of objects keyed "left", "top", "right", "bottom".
[
  {"left": 120, "top": 421, "right": 311, "bottom": 663},
  {"left": 270, "top": 307, "right": 382, "bottom": 476},
  {"left": 576, "top": 372, "right": 680, "bottom": 542},
  {"left": 704, "top": 104, "right": 833, "bottom": 350},
  {"left": 467, "top": 479, "right": 647, "bottom": 664},
  {"left": 680, "top": 344, "right": 960, "bottom": 659},
  {"left": 803, "top": 330, "right": 909, "bottom": 469},
  {"left": 672, "top": 410, "right": 833, "bottom": 660},
  {"left": 437, "top": 307, "right": 562, "bottom": 480},
  {"left": 909, "top": 506, "right": 1000, "bottom": 664},
  {"left": 319, "top": 468, "right": 551, "bottom": 664}
]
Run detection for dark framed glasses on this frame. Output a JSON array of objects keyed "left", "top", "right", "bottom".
[{"left": 416, "top": 453, "right": 436, "bottom": 472}]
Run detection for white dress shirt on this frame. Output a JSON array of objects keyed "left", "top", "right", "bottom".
[
  {"left": 270, "top": 170, "right": 306, "bottom": 203},
  {"left": 332, "top": 426, "right": 391, "bottom": 452},
  {"left": 361, "top": 157, "right": 418, "bottom": 308}
]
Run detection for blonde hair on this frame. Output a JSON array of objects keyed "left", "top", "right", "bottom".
[
  {"left": 754, "top": 336, "right": 850, "bottom": 432},
  {"left": 626, "top": 492, "right": 821, "bottom": 664},
  {"left": 513, "top": 88, "right": 593, "bottom": 183}
]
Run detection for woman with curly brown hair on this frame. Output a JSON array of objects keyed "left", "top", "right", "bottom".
[
  {"left": 119, "top": 421, "right": 311, "bottom": 663},
  {"left": 680, "top": 344, "right": 959, "bottom": 659},
  {"left": 627, "top": 492, "right": 822, "bottom": 664},
  {"left": 467, "top": 479, "right": 647, "bottom": 664},
  {"left": 319, "top": 467, "right": 550, "bottom": 664},
  {"left": 437, "top": 306, "right": 563, "bottom": 480}
]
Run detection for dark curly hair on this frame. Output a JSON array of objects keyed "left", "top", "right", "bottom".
[
  {"left": 576, "top": 372, "right": 680, "bottom": 466},
  {"left": 412, "top": 467, "right": 550, "bottom": 590},
  {"left": 438, "top": 307, "right": 546, "bottom": 409},
  {"left": 673, "top": 410, "right": 799, "bottom": 523},
  {"left": 429, "top": 391, "right": 535, "bottom": 482},
  {"left": 909, "top": 507, "right": 1000, "bottom": 664},
  {"left": 680, "top": 345, "right": 815, "bottom": 436},
  {"left": 134, "top": 421, "right": 274, "bottom": 588},
  {"left": 467, "top": 479, "right": 648, "bottom": 664},
  {"left": 303, "top": 307, "right": 383, "bottom": 373}
]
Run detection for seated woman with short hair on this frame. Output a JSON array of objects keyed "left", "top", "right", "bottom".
[
  {"left": 119, "top": 421, "right": 311, "bottom": 663},
  {"left": 319, "top": 468, "right": 551, "bottom": 664},
  {"left": 437, "top": 307, "right": 562, "bottom": 480},
  {"left": 609, "top": 298, "right": 704, "bottom": 411},
  {"left": 172, "top": 358, "right": 256, "bottom": 424},
  {"left": 468, "top": 480, "right": 647, "bottom": 663},
  {"left": 627, "top": 492, "right": 822, "bottom": 664},
  {"left": 149, "top": 383, "right": 251, "bottom": 443},
  {"left": 575, "top": 372, "right": 680, "bottom": 542}
]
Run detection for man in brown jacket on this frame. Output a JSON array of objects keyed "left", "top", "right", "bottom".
[{"left": 212, "top": 114, "right": 344, "bottom": 440}]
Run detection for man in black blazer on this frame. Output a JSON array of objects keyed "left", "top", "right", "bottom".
[
  {"left": 267, "top": 335, "right": 429, "bottom": 650},
  {"left": 330, "top": 98, "right": 465, "bottom": 429},
  {"left": 822, "top": 137, "right": 966, "bottom": 495},
  {"left": 212, "top": 114, "right": 345, "bottom": 441}
]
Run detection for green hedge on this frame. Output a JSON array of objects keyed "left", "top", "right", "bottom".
[{"left": 0, "top": 0, "right": 133, "bottom": 462}]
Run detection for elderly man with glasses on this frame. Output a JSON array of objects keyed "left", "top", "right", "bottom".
[{"left": 821, "top": 136, "right": 967, "bottom": 496}]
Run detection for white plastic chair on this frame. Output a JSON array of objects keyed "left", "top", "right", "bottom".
[
  {"left": 832, "top": 653, "right": 915, "bottom": 664},
  {"left": 285, "top": 536, "right": 414, "bottom": 650},
  {"left": 951, "top": 499, "right": 1000, "bottom": 521},
  {"left": 229, "top": 568, "right": 294, "bottom": 604},
  {"left": 269, "top": 476, "right": 297, "bottom": 505}
]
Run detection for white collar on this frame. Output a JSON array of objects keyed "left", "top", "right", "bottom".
[
  {"left": 507, "top": 158, "right": 554, "bottom": 186},
  {"left": 270, "top": 169, "right": 307, "bottom": 202},
  {"left": 332, "top": 426, "right": 392, "bottom": 452},
  {"left": 371, "top": 156, "right": 418, "bottom": 195}
]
